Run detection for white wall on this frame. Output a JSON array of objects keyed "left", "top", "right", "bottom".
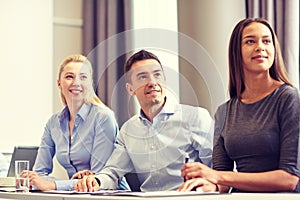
[
  {"left": 178, "top": 0, "right": 246, "bottom": 115},
  {"left": 53, "top": 0, "right": 83, "bottom": 113},
  {"left": 0, "top": 0, "right": 53, "bottom": 152},
  {"left": 132, "top": 0, "right": 179, "bottom": 103},
  {"left": 132, "top": 0, "right": 246, "bottom": 115},
  {"left": 0, "top": 0, "right": 247, "bottom": 152}
]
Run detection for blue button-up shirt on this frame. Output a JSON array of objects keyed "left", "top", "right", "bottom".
[
  {"left": 0, "top": 153, "right": 9, "bottom": 177},
  {"left": 33, "top": 103, "right": 126, "bottom": 190},
  {"left": 96, "top": 98, "right": 213, "bottom": 191}
]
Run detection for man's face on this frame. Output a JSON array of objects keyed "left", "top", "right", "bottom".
[{"left": 126, "top": 59, "right": 166, "bottom": 108}]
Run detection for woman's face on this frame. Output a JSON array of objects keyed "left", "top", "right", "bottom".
[
  {"left": 58, "top": 62, "right": 92, "bottom": 106},
  {"left": 241, "top": 22, "right": 275, "bottom": 75}
]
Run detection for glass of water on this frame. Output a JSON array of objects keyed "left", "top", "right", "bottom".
[{"left": 15, "top": 160, "right": 29, "bottom": 192}]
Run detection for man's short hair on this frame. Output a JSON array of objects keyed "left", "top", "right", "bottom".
[{"left": 124, "top": 50, "right": 162, "bottom": 83}]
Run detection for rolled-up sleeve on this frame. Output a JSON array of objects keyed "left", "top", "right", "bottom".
[{"left": 191, "top": 107, "right": 214, "bottom": 167}]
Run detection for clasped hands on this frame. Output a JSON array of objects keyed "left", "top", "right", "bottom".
[
  {"left": 72, "top": 170, "right": 100, "bottom": 192},
  {"left": 74, "top": 174, "right": 99, "bottom": 192}
]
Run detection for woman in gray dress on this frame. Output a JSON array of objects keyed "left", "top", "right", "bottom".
[{"left": 178, "top": 18, "right": 300, "bottom": 193}]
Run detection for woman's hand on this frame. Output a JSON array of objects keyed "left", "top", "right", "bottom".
[
  {"left": 181, "top": 162, "right": 219, "bottom": 184},
  {"left": 177, "top": 177, "right": 218, "bottom": 192},
  {"left": 71, "top": 170, "right": 94, "bottom": 179},
  {"left": 28, "top": 171, "right": 56, "bottom": 191}
]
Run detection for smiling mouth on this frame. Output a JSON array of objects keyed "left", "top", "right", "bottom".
[
  {"left": 69, "top": 89, "right": 82, "bottom": 94},
  {"left": 252, "top": 55, "right": 268, "bottom": 59},
  {"left": 145, "top": 90, "right": 160, "bottom": 94}
]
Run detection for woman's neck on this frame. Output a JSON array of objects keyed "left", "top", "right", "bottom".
[
  {"left": 241, "top": 74, "right": 282, "bottom": 103},
  {"left": 67, "top": 101, "right": 84, "bottom": 121},
  {"left": 67, "top": 101, "right": 84, "bottom": 137}
]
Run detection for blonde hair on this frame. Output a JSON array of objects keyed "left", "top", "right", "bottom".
[{"left": 58, "top": 54, "right": 104, "bottom": 106}]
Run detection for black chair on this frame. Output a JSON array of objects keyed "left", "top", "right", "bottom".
[{"left": 124, "top": 173, "right": 141, "bottom": 192}]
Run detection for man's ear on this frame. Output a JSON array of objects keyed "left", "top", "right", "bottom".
[{"left": 126, "top": 83, "right": 135, "bottom": 96}]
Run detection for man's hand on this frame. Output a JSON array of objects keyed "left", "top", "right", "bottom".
[
  {"left": 74, "top": 175, "right": 100, "bottom": 192},
  {"left": 71, "top": 170, "right": 94, "bottom": 179}
]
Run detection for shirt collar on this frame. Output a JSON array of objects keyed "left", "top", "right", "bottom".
[
  {"left": 76, "top": 103, "right": 91, "bottom": 120},
  {"left": 160, "top": 97, "right": 176, "bottom": 114},
  {"left": 58, "top": 103, "right": 91, "bottom": 122},
  {"left": 139, "top": 97, "right": 175, "bottom": 121}
]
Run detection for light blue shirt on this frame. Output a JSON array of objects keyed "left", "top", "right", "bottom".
[
  {"left": 96, "top": 98, "right": 213, "bottom": 191},
  {"left": 0, "top": 153, "right": 9, "bottom": 177},
  {"left": 33, "top": 103, "right": 128, "bottom": 190}
]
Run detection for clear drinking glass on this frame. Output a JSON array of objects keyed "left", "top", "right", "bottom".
[{"left": 15, "top": 160, "right": 29, "bottom": 192}]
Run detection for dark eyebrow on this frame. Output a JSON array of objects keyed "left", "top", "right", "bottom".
[
  {"left": 135, "top": 68, "right": 163, "bottom": 77},
  {"left": 136, "top": 71, "right": 148, "bottom": 77},
  {"left": 242, "top": 35, "right": 272, "bottom": 40}
]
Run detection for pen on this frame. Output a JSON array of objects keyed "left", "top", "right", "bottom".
[
  {"left": 185, "top": 157, "right": 189, "bottom": 165},
  {"left": 184, "top": 154, "right": 190, "bottom": 182},
  {"left": 184, "top": 154, "right": 197, "bottom": 191}
]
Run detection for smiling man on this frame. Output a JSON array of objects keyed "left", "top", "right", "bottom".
[{"left": 74, "top": 50, "right": 213, "bottom": 192}]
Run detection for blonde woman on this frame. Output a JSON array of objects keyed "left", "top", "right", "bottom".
[{"left": 28, "top": 54, "right": 128, "bottom": 191}]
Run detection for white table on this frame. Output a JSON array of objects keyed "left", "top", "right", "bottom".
[{"left": 0, "top": 191, "right": 299, "bottom": 200}]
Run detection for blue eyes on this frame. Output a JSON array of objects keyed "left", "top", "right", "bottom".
[
  {"left": 154, "top": 73, "right": 162, "bottom": 77},
  {"left": 138, "top": 75, "right": 147, "bottom": 80},
  {"left": 137, "top": 73, "right": 162, "bottom": 80},
  {"left": 81, "top": 76, "right": 88, "bottom": 80}
]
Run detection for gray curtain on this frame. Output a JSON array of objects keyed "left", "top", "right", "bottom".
[
  {"left": 246, "top": 0, "right": 299, "bottom": 88},
  {"left": 82, "top": 0, "right": 133, "bottom": 126}
]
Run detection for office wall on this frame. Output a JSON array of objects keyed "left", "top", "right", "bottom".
[
  {"left": 132, "top": 0, "right": 179, "bottom": 105},
  {"left": 178, "top": 0, "right": 246, "bottom": 115},
  {"left": 0, "top": 0, "right": 82, "bottom": 153},
  {"left": 53, "top": 0, "right": 83, "bottom": 113},
  {"left": 53, "top": 0, "right": 246, "bottom": 117},
  {"left": 0, "top": 0, "right": 53, "bottom": 152},
  {"left": 0, "top": 0, "right": 246, "bottom": 152}
]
